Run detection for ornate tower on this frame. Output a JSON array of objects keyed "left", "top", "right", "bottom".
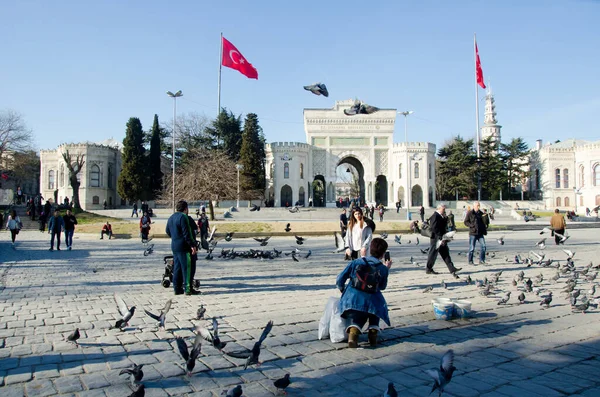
[{"left": 480, "top": 90, "right": 502, "bottom": 145}]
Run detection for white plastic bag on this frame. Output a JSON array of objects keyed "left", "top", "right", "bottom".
[
  {"left": 318, "top": 296, "right": 338, "bottom": 340},
  {"left": 329, "top": 298, "right": 348, "bottom": 343}
]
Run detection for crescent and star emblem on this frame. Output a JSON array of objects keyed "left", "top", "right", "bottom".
[{"left": 229, "top": 50, "right": 244, "bottom": 65}]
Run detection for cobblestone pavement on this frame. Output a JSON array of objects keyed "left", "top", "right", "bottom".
[{"left": 1, "top": 229, "right": 600, "bottom": 396}]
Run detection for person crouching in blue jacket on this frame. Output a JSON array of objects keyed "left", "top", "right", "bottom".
[{"left": 336, "top": 237, "right": 392, "bottom": 348}]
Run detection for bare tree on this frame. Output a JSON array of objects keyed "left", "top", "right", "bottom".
[
  {"left": 61, "top": 150, "right": 85, "bottom": 210},
  {"left": 0, "top": 109, "right": 34, "bottom": 159},
  {"left": 159, "top": 148, "right": 237, "bottom": 220}
]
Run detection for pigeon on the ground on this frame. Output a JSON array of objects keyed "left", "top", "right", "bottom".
[
  {"left": 273, "top": 373, "right": 291, "bottom": 394},
  {"left": 249, "top": 205, "right": 259, "bottom": 212},
  {"left": 304, "top": 250, "right": 312, "bottom": 259},
  {"left": 67, "top": 328, "right": 80, "bottom": 344},
  {"left": 304, "top": 83, "right": 329, "bottom": 97},
  {"left": 119, "top": 364, "right": 144, "bottom": 387},
  {"left": 540, "top": 292, "right": 553, "bottom": 308},
  {"left": 176, "top": 334, "right": 202, "bottom": 376},
  {"left": 572, "top": 300, "right": 590, "bottom": 313},
  {"left": 416, "top": 237, "right": 420, "bottom": 246},
  {"left": 518, "top": 292, "right": 526, "bottom": 304},
  {"left": 128, "top": 385, "right": 145, "bottom": 397},
  {"left": 223, "top": 320, "right": 274, "bottom": 369},
  {"left": 344, "top": 101, "right": 380, "bottom": 116},
  {"left": 441, "top": 281, "right": 447, "bottom": 289},
  {"left": 497, "top": 236, "right": 505, "bottom": 245},
  {"left": 423, "top": 286, "right": 434, "bottom": 293},
  {"left": 221, "top": 385, "right": 243, "bottom": 397},
  {"left": 224, "top": 232, "right": 234, "bottom": 242},
  {"left": 196, "top": 305, "right": 206, "bottom": 320},
  {"left": 497, "top": 292, "right": 511, "bottom": 305},
  {"left": 284, "top": 223, "right": 291, "bottom": 232},
  {"left": 198, "top": 318, "right": 227, "bottom": 350},
  {"left": 384, "top": 382, "right": 398, "bottom": 397},
  {"left": 425, "top": 349, "right": 456, "bottom": 397},
  {"left": 144, "top": 299, "right": 172, "bottom": 329},
  {"left": 112, "top": 294, "right": 136, "bottom": 330},
  {"left": 465, "top": 275, "right": 472, "bottom": 285}
]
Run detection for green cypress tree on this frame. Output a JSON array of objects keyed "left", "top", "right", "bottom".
[
  {"left": 501, "top": 138, "right": 531, "bottom": 199},
  {"left": 204, "top": 108, "right": 242, "bottom": 160},
  {"left": 239, "top": 113, "right": 266, "bottom": 200},
  {"left": 436, "top": 136, "right": 477, "bottom": 200},
  {"left": 118, "top": 117, "right": 147, "bottom": 202},
  {"left": 479, "top": 136, "right": 507, "bottom": 199},
  {"left": 148, "top": 114, "right": 163, "bottom": 199}
]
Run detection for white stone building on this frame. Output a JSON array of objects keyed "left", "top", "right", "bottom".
[
  {"left": 39, "top": 139, "right": 124, "bottom": 210},
  {"left": 530, "top": 139, "right": 600, "bottom": 212},
  {"left": 265, "top": 100, "right": 437, "bottom": 208}
]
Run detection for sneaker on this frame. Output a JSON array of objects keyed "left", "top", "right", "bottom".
[
  {"left": 453, "top": 267, "right": 462, "bottom": 273},
  {"left": 68, "top": 247, "right": 72, "bottom": 251},
  {"left": 426, "top": 270, "right": 439, "bottom": 275},
  {"left": 479, "top": 261, "right": 486, "bottom": 265},
  {"left": 468, "top": 262, "right": 476, "bottom": 266},
  {"left": 100, "top": 237, "right": 103, "bottom": 240},
  {"left": 368, "top": 329, "right": 378, "bottom": 347},
  {"left": 452, "top": 273, "right": 460, "bottom": 279},
  {"left": 49, "top": 248, "right": 53, "bottom": 251},
  {"left": 185, "top": 289, "right": 201, "bottom": 296}
]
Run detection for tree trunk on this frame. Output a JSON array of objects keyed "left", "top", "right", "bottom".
[
  {"left": 208, "top": 199, "right": 215, "bottom": 221},
  {"left": 70, "top": 177, "right": 82, "bottom": 209}
]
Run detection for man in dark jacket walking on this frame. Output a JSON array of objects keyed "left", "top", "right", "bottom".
[
  {"left": 166, "top": 200, "right": 199, "bottom": 296},
  {"left": 63, "top": 209, "right": 78, "bottom": 250},
  {"left": 48, "top": 210, "right": 65, "bottom": 251},
  {"left": 426, "top": 204, "right": 461, "bottom": 278},
  {"left": 464, "top": 201, "right": 488, "bottom": 265},
  {"left": 419, "top": 205, "right": 425, "bottom": 222}
]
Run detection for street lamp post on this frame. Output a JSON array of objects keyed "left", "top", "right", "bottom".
[
  {"left": 399, "top": 111, "right": 413, "bottom": 220},
  {"left": 167, "top": 90, "right": 183, "bottom": 212},
  {"left": 236, "top": 164, "right": 243, "bottom": 208}
]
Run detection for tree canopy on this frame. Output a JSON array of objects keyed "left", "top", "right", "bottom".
[
  {"left": 118, "top": 117, "right": 148, "bottom": 202},
  {"left": 238, "top": 113, "right": 266, "bottom": 200}
]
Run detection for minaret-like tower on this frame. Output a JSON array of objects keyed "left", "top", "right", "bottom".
[{"left": 480, "top": 89, "right": 502, "bottom": 145}]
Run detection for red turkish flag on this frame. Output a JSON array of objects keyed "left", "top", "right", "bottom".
[
  {"left": 221, "top": 37, "right": 258, "bottom": 79},
  {"left": 475, "top": 41, "right": 486, "bottom": 89}
]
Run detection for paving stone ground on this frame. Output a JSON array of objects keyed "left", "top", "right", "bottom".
[{"left": 1, "top": 228, "right": 600, "bottom": 396}]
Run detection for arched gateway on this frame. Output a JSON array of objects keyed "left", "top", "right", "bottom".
[{"left": 265, "top": 100, "right": 437, "bottom": 208}]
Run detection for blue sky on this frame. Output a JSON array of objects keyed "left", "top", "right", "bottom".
[{"left": 1, "top": 0, "right": 599, "bottom": 152}]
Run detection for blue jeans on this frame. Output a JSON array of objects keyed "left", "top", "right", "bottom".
[
  {"left": 65, "top": 229, "right": 74, "bottom": 248},
  {"left": 51, "top": 231, "right": 61, "bottom": 249},
  {"left": 172, "top": 251, "right": 191, "bottom": 293},
  {"left": 342, "top": 309, "right": 380, "bottom": 332},
  {"left": 468, "top": 235, "right": 486, "bottom": 263}
]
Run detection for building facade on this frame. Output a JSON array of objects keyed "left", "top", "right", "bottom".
[
  {"left": 530, "top": 139, "right": 600, "bottom": 212},
  {"left": 39, "top": 139, "right": 123, "bottom": 210},
  {"left": 265, "top": 100, "right": 437, "bottom": 208}
]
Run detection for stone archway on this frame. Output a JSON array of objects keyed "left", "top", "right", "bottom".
[
  {"left": 412, "top": 184, "right": 423, "bottom": 207},
  {"left": 375, "top": 175, "right": 388, "bottom": 206},
  {"left": 312, "top": 176, "right": 325, "bottom": 207},
  {"left": 280, "top": 185, "right": 293, "bottom": 207},
  {"left": 336, "top": 156, "right": 366, "bottom": 205},
  {"left": 267, "top": 186, "right": 274, "bottom": 207},
  {"left": 397, "top": 187, "right": 405, "bottom": 207}
]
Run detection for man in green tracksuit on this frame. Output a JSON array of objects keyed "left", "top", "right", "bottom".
[{"left": 166, "top": 200, "right": 199, "bottom": 295}]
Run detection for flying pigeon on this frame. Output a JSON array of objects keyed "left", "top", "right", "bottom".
[
  {"left": 416, "top": 237, "right": 420, "bottom": 246},
  {"left": 420, "top": 248, "right": 430, "bottom": 255},
  {"left": 539, "top": 227, "right": 553, "bottom": 235},
  {"left": 436, "top": 231, "right": 456, "bottom": 250},
  {"left": 497, "top": 292, "right": 511, "bottom": 305},
  {"left": 540, "top": 292, "right": 553, "bottom": 308},
  {"left": 536, "top": 238, "right": 546, "bottom": 249},
  {"left": 295, "top": 235, "right": 305, "bottom": 245},
  {"left": 223, "top": 320, "right": 274, "bottom": 369},
  {"left": 254, "top": 236, "right": 271, "bottom": 246},
  {"left": 380, "top": 232, "right": 388, "bottom": 240},
  {"left": 304, "top": 249, "right": 312, "bottom": 259},
  {"left": 554, "top": 231, "right": 570, "bottom": 244},
  {"left": 384, "top": 382, "right": 398, "bottom": 397},
  {"left": 119, "top": 364, "right": 144, "bottom": 387},
  {"left": 394, "top": 235, "right": 402, "bottom": 245},
  {"left": 497, "top": 235, "right": 505, "bottom": 245},
  {"left": 344, "top": 101, "right": 380, "bottom": 116},
  {"left": 143, "top": 244, "right": 154, "bottom": 257},
  {"left": 207, "top": 226, "right": 217, "bottom": 243},
  {"left": 288, "top": 206, "right": 299, "bottom": 213},
  {"left": 273, "top": 373, "right": 291, "bottom": 394},
  {"left": 144, "top": 299, "right": 172, "bottom": 329},
  {"left": 222, "top": 385, "right": 243, "bottom": 397},
  {"left": 249, "top": 204, "right": 259, "bottom": 212},
  {"left": 128, "top": 385, "right": 145, "bottom": 397},
  {"left": 197, "top": 318, "right": 227, "bottom": 351},
  {"left": 67, "top": 328, "right": 80, "bottom": 344},
  {"left": 175, "top": 334, "right": 203, "bottom": 376},
  {"left": 425, "top": 349, "right": 456, "bottom": 397},
  {"left": 303, "top": 83, "right": 329, "bottom": 97},
  {"left": 112, "top": 294, "right": 136, "bottom": 330},
  {"left": 563, "top": 249, "right": 575, "bottom": 259}
]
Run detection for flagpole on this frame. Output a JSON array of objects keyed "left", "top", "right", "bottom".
[
  {"left": 475, "top": 33, "right": 481, "bottom": 201},
  {"left": 218, "top": 32, "right": 223, "bottom": 117}
]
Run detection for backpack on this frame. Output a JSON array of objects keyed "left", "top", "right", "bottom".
[
  {"left": 364, "top": 217, "right": 376, "bottom": 233},
  {"left": 351, "top": 258, "right": 382, "bottom": 294}
]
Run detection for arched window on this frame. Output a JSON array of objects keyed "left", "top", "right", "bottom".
[
  {"left": 300, "top": 163, "right": 304, "bottom": 179},
  {"left": 398, "top": 164, "right": 402, "bottom": 179},
  {"left": 284, "top": 162, "right": 289, "bottom": 179},
  {"left": 579, "top": 165, "right": 584, "bottom": 187},
  {"left": 59, "top": 164, "right": 64, "bottom": 187},
  {"left": 594, "top": 164, "right": 600, "bottom": 186},
  {"left": 269, "top": 163, "right": 274, "bottom": 179},
  {"left": 90, "top": 165, "right": 100, "bottom": 187},
  {"left": 48, "top": 170, "right": 55, "bottom": 190},
  {"left": 428, "top": 163, "right": 432, "bottom": 180},
  {"left": 414, "top": 163, "right": 420, "bottom": 179},
  {"left": 556, "top": 197, "right": 561, "bottom": 207},
  {"left": 555, "top": 169, "right": 561, "bottom": 188},
  {"left": 564, "top": 197, "right": 570, "bottom": 207},
  {"left": 92, "top": 195, "right": 100, "bottom": 204},
  {"left": 108, "top": 164, "right": 113, "bottom": 188},
  {"left": 563, "top": 168, "right": 569, "bottom": 189}
]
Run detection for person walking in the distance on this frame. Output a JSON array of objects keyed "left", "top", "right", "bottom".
[
  {"left": 63, "top": 209, "right": 78, "bottom": 250},
  {"left": 166, "top": 200, "right": 199, "bottom": 295},
  {"left": 140, "top": 211, "right": 151, "bottom": 242},
  {"left": 396, "top": 200, "right": 401, "bottom": 213},
  {"left": 550, "top": 209, "right": 567, "bottom": 245},
  {"left": 464, "top": 201, "right": 488, "bottom": 265},
  {"left": 131, "top": 201, "right": 138, "bottom": 218},
  {"left": 336, "top": 238, "right": 392, "bottom": 348},
  {"left": 419, "top": 205, "right": 425, "bottom": 222},
  {"left": 48, "top": 210, "right": 65, "bottom": 251},
  {"left": 100, "top": 221, "right": 113, "bottom": 239},
  {"left": 426, "top": 204, "right": 461, "bottom": 278},
  {"left": 5, "top": 209, "right": 22, "bottom": 248},
  {"left": 339, "top": 208, "right": 348, "bottom": 239}
]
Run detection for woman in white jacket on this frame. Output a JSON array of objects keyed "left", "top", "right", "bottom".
[
  {"left": 5, "top": 209, "right": 22, "bottom": 247},
  {"left": 345, "top": 207, "right": 373, "bottom": 259}
]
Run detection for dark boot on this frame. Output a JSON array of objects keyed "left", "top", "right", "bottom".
[
  {"left": 368, "top": 329, "right": 378, "bottom": 347},
  {"left": 348, "top": 327, "right": 360, "bottom": 348}
]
